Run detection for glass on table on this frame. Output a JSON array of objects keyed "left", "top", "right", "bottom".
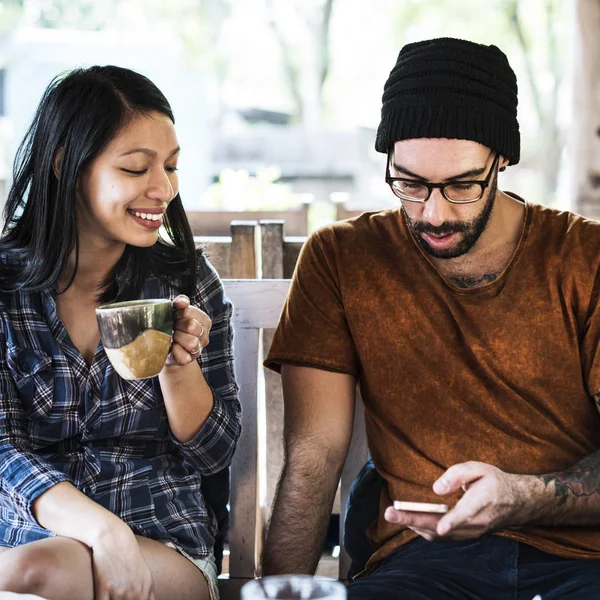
[{"left": 241, "top": 575, "right": 346, "bottom": 599}]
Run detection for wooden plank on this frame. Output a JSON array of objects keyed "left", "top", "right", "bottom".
[
  {"left": 260, "top": 221, "right": 286, "bottom": 512},
  {"left": 224, "top": 279, "right": 290, "bottom": 330},
  {"left": 339, "top": 391, "right": 369, "bottom": 580},
  {"left": 223, "top": 279, "right": 291, "bottom": 580},
  {"left": 231, "top": 221, "right": 260, "bottom": 279},
  {"left": 187, "top": 208, "right": 309, "bottom": 237},
  {"left": 283, "top": 238, "right": 305, "bottom": 279},
  {"left": 335, "top": 205, "right": 366, "bottom": 222},
  {"left": 228, "top": 326, "right": 262, "bottom": 579},
  {"left": 196, "top": 236, "right": 232, "bottom": 279},
  {"left": 260, "top": 221, "right": 285, "bottom": 280}
]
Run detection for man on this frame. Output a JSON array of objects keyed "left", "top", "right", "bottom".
[{"left": 262, "top": 37, "right": 600, "bottom": 599}]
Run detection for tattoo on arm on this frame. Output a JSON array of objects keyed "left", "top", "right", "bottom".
[
  {"left": 537, "top": 463, "right": 600, "bottom": 506},
  {"left": 537, "top": 388, "right": 600, "bottom": 506}
]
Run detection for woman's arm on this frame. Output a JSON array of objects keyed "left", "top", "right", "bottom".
[
  {"left": 1, "top": 329, "right": 154, "bottom": 598},
  {"left": 158, "top": 263, "right": 241, "bottom": 475}
]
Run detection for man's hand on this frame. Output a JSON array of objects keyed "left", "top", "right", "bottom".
[{"left": 385, "top": 461, "right": 534, "bottom": 541}]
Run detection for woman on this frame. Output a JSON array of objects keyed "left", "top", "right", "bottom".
[{"left": 0, "top": 66, "right": 241, "bottom": 600}]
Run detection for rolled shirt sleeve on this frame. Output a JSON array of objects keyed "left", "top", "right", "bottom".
[{"left": 168, "top": 256, "right": 242, "bottom": 475}]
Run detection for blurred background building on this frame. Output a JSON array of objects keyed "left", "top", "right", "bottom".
[{"left": 0, "top": 0, "right": 580, "bottom": 231}]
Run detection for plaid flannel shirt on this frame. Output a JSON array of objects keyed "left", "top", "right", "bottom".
[{"left": 0, "top": 253, "right": 241, "bottom": 559}]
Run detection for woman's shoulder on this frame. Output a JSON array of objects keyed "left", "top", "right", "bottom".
[
  {"left": 145, "top": 246, "right": 226, "bottom": 305},
  {"left": 192, "top": 251, "right": 229, "bottom": 313}
]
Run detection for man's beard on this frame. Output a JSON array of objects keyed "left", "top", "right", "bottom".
[{"left": 404, "top": 177, "right": 498, "bottom": 260}]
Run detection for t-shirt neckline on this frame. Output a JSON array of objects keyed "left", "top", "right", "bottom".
[{"left": 400, "top": 194, "right": 532, "bottom": 294}]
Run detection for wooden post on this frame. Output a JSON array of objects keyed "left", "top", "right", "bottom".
[
  {"left": 259, "top": 220, "right": 286, "bottom": 511},
  {"left": 260, "top": 220, "right": 285, "bottom": 280},
  {"left": 230, "top": 221, "right": 260, "bottom": 279},
  {"left": 572, "top": 0, "right": 600, "bottom": 218}
]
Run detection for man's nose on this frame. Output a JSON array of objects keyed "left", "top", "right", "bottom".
[{"left": 421, "top": 188, "right": 452, "bottom": 227}]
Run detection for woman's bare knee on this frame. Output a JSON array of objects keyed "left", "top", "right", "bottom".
[
  {"left": 0, "top": 538, "right": 94, "bottom": 600},
  {"left": 0, "top": 543, "right": 59, "bottom": 593}
]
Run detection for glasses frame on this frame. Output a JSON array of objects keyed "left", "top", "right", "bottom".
[{"left": 385, "top": 152, "right": 499, "bottom": 204}]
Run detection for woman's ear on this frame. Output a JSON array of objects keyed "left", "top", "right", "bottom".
[{"left": 52, "top": 148, "right": 64, "bottom": 178}]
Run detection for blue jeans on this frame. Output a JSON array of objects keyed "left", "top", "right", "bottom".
[{"left": 347, "top": 535, "right": 600, "bottom": 600}]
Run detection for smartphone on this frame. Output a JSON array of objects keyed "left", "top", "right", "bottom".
[{"left": 393, "top": 500, "right": 449, "bottom": 514}]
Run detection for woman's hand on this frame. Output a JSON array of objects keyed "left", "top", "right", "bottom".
[
  {"left": 166, "top": 295, "right": 212, "bottom": 366},
  {"left": 91, "top": 527, "right": 155, "bottom": 600}
]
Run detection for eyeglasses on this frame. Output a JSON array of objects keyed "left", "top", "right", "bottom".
[{"left": 385, "top": 153, "right": 499, "bottom": 204}]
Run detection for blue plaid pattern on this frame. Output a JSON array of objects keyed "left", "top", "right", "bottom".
[{"left": 0, "top": 253, "right": 241, "bottom": 559}]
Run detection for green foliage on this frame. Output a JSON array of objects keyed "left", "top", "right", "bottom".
[{"left": 202, "top": 166, "right": 301, "bottom": 211}]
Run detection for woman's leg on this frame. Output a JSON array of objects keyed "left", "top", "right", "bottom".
[
  {"left": 0, "top": 537, "right": 211, "bottom": 600},
  {"left": 0, "top": 537, "right": 94, "bottom": 599},
  {"left": 136, "top": 536, "right": 211, "bottom": 600}
]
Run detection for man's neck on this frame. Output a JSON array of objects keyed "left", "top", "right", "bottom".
[{"left": 431, "top": 191, "right": 526, "bottom": 288}]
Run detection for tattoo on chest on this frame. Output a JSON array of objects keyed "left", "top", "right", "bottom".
[{"left": 448, "top": 272, "right": 501, "bottom": 289}]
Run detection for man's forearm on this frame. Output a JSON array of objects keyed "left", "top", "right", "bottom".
[
  {"left": 525, "top": 449, "right": 600, "bottom": 526},
  {"left": 262, "top": 451, "right": 342, "bottom": 575}
]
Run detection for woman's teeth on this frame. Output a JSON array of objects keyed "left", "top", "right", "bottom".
[{"left": 131, "top": 211, "right": 162, "bottom": 221}]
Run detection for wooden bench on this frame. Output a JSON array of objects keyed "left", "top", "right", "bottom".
[{"left": 219, "top": 279, "right": 368, "bottom": 598}]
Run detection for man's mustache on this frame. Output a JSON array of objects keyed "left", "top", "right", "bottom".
[{"left": 411, "top": 222, "right": 470, "bottom": 236}]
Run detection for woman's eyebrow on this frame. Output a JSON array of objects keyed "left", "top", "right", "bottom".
[{"left": 119, "top": 146, "right": 181, "bottom": 158}]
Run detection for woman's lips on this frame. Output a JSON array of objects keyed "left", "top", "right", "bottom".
[{"left": 127, "top": 209, "right": 163, "bottom": 230}]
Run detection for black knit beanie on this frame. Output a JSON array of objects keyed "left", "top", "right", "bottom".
[{"left": 375, "top": 37, "right": 520, "bottom": 165}]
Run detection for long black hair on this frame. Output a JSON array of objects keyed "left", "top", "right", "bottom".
[{"left": 0, "top": 65, "right": 198, "bottom": 302}]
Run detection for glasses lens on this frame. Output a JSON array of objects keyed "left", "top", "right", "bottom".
[
  {"left": 392, "top": 181, "right": 429, "bottom": 201},
  {"left": 444, "top": 183, "right": 483, "bottom": 202}
]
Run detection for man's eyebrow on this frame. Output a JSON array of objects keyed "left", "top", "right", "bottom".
[
  {"left": 391, "top": 161, "right": 487, "bottom": 181},
  {"left": 119, "top": 146, "right": 181, "bottom": 158}
]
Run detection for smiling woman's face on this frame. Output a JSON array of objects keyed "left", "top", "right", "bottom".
[{"left": 76, "top": 111, "right": 180, "bottom": 249}]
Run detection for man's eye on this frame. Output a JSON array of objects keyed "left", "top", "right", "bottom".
[
  {"left": 449, "top": 183, "right": 476, "bottom": 191},
  {"left": 400, "top": 182, "right": 424, "bottom": 191}
]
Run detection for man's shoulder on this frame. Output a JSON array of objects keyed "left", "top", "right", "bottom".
[
  {"left": 309, "top": 208, "right": 403, "bottom": 247},
  {"left": 530, "top": 203, "right": 600, "bottom": 252}
]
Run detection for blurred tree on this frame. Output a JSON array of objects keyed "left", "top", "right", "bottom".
[
  {"left": 0, "top": 0, "right": 25, "bottom": 31},
  {"left": 503, "top": 0, "right": 564, "bottom": 207},
  {"left": 265, "top": 0, "right": 334, "bottom": 125},
  {"left": 381, "top": 0, "right": 569, "bottom": 204},
  {"left": 571, "top": 0, "right": 600, "bottom": 219}
]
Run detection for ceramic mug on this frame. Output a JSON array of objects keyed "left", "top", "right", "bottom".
[{"left": 96, "top": 299, "right": 173, "bottom": 380}]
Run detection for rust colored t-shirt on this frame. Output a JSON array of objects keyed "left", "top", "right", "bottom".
[{"left": 265, "top": 200, "right": 600, "bottom": 569}]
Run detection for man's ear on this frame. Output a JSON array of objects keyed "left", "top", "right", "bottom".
[
  {"left": 52, "top": 148, "right": 64, "bottom": 179},
  {"left": 499, "top": 155, "right": 509, "bottom": 172}
]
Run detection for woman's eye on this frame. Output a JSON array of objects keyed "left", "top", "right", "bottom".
[
  {"left": 121, "top": 168, "right": 147, "bottom": 175},
  {"left": 166, "top": 166, "right": 179, "bottom": 173}
]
